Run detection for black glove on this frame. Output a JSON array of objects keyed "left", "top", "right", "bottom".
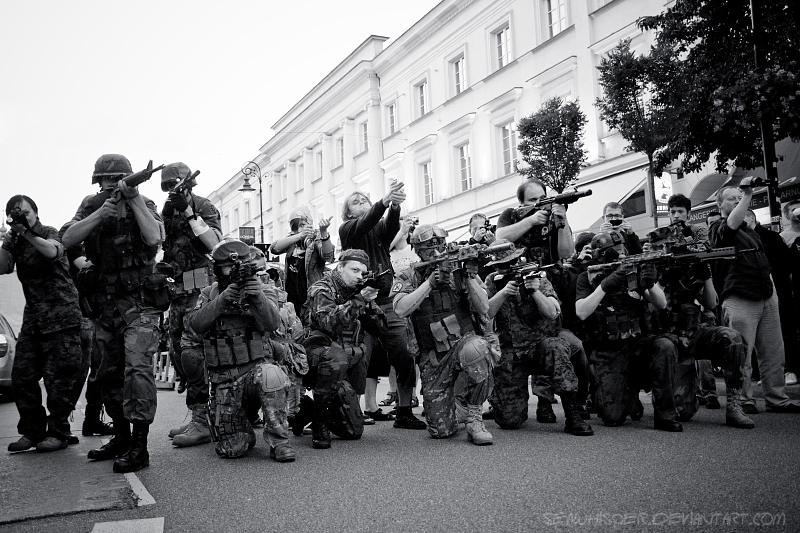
[
  {"left": 691, "top": 262, "right": 712, "bottom": 281},
  {"left": 600, "top": 269, "right": 628, "bottom": 293},
  {"left": 169, "top": 192, "right": 189, "bottom": 213},
  {"left": 639, "top": 263, "right": 659, "bottom": 290}
]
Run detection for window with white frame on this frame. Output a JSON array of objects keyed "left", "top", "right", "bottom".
[
  {"left": 547, "top": 0, "right": 568, "bottom": 37},
  {"left": 244, "top": 201, "right": 250, "bottom": 222},
  {"left": 361, "top": 122, "right": 368, "bottom": 153},
  {"left": 500, "top": 122, "right": 518, "bottom": 175},
  {"left": 415, "top": 80, "right": 429, "bottom": 117},
  {"left": 233, "top": 207, "right": 239, "bottom": 230},
  {"left": 421, "top": 161, "right": 433, "bottom": 206},
  {"left": 224, "top": 213, "right": 229, "bottom": 234},
  {"left": 296, "top": 164, "right": 304, "bottom": 191},
  {"left": 494, "top": 25, "right": 512, "bottom": 69},
  {"left": 452, "top": 55, "right": 466, "bottom": 96},
  {"left": 316, "top": 151, "right": 323, "bottom": 179},
  {"left": 387, "top": 103, "right": 396, "bottom": 135},
  {"left": 336, "top": 137, "right": 344, "bottom": 166},
  {"left": 267, "top": 184, "right": 273, "bottom": 206},
  {"left": 457, "top": 143, "right": 472, "bottom": 192},
  {"left": 281, "top": 172, "right": 288, "bottom": 200}
]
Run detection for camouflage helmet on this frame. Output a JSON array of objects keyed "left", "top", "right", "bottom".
[
  {"left": 161, "top": 162, "right": 196, "bottom": 192},
  {"left": 211, "top": 238, "right": 251, "bottom": 264},
  {"left": 409, "top": 224, "right": 448, "bottom": 246},
  {"left": 92, "top": 154, "right": 133, "bottom": 184}
]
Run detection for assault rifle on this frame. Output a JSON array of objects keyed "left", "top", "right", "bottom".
[
  {"left": 355, "top": 269, "right": 393, "bottom": 291},
  {"left": 414, "top": 241, "right": 516, "bottom": 272},
  {"left": 493, "top": 261, "right": 557, "bottom": 291},
  {"left": 89, "top": 160, "right": 166, "bottom": 217},
  {"left": 587, "top": 247, "right": 737, "bottom": 291},
  {"left": 514, "top": 189, "right": 592, "bottom": 236},
  {"left": 230, "top": 257, "right": 259, "bottom": 285},
  {"left": 168, "top": 170, "right": 201, "bottom": 194}
]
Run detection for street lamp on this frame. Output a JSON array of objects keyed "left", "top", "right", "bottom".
[{"left": 239, "top": 161, "right": 264, "bottom": 244}]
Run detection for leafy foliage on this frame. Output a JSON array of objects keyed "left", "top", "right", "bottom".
[
  {"left": 517, "top": 97, "right": 588, "bottom": 193},
  {"left": 639, "top": 0, "right": 800, "bottom": 173}
]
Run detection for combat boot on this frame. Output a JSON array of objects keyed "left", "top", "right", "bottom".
[
  {"left": 562, "top": 393, "right": 594, "bottom": 436},
  {"left": 168, "top": 420, "right": 191, "bottom": 439},
  {"left": 88, "top": 420, "right": 130, "bottom": 461},
  {"left": 393, "top": 406, "right": 427, "bottom": 430},
  {"left": 726, "top": 389, "right": 755, "bottom": 429},
  {"left": 311, "top": 399, "right": 331, "bottom": 449},
  {"left": 113, "top": 422, "right": 150, "bottom": 473},
  {"left": 82, "top": 406, "right": 114, "bottom": 436},
  {"left": 465, "top": 405, "right": 493, "bottom": 446},
  {"left": 536, "top": 401, "right": 557, "bottom": 423},
  {"left": 270, "top": 443, "right": 297, "bottom": 463},
  {"left": 173, "top": 404, "right": 212, "bottom": 447}
]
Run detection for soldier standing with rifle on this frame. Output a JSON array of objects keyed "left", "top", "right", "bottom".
[
  {"left": 62, "top": 155, "right": 169, "bottom": 473},
  {"left": 158, "top": 163, "right": 222, "bottom": 447}
]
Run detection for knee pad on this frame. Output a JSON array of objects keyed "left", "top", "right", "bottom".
[
  {"left": 254, "top": 363, "right": 289, "bottom": 393},
  {"left": 458, "top": 335, "right": 491, "bottom": 382}
]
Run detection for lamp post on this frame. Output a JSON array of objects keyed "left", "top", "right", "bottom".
[{"left": 239, "top": 161, "right": 264, "bottom": 244}]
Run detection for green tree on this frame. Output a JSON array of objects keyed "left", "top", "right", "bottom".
[
  {"left": 595, "top": 39, "right": 685, "bottom": 228},
  {"left": 639, "top": 0, "right": 800, "bottom": 174},
  {"left": 517, "top": 96, "right": 588, "bottom": 194}
]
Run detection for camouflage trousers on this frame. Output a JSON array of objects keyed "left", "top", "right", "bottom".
[
  {"left": 419, "top": 334, "right": 493, "bottom": 439},
  {"left": 309, "top": 338, "right": 371, "bottom": 440},
  {"left": 178, "top": 340, "right": 208, "bottom": 408},
  {"left": 69, "top": 317, "right": 103, "bottom": 411},
  {"left": 94, "top": 301, "right": 161, "bottom": 424},
  {"left": 491, "top": 336, "right": 580, "bottom": 429},
  {"left": 531, "top": 329, "right": 589, "bottom": 406},
  {"left": 13, "top": 325, "right": 82, "bottom": 441},
  {"left": 663, "top": 326, "right": 746, "bottom": 421},
  {"left": 589, "top": 335, "right": 681, "bottom": 425},
  {"left": 169, "top": 291, "right": 201, "bottom": 384},
  {"left": 210, "top": 361, "right": 291, "bottom": 458}
]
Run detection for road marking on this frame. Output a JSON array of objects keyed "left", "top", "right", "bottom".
[
  {"left": 91, "top": 517, "right": 164, "bottom": 532},
  {"left": 125, "top": 472, "right": 156, "bottom": 506}
]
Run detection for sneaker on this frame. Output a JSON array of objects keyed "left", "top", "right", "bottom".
[
  {"left": 8, "top": 436, "right": 40, "bottom": 452},
  {"left": 742, "top": 403, "right": 758, "bottom": 415},
  {"left": 786, "top": 372, "right": 798, "bottom": 386},
  {"left": 36, "top": 436, "right": 68, "bottom": 453}
]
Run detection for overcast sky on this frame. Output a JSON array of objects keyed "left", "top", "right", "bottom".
[{"left": 0, "top": 0, "right": 437, "bottom": 229}]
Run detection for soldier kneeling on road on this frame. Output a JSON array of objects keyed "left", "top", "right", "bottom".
[{"left": 188, "top": 239, "right": 295, "bottom": 462}]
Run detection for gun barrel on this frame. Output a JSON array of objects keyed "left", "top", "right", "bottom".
[{"left": 552, "top": 189, "right": 592, "bottom": 204}]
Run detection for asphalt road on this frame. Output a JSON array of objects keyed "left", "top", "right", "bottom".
[{"left": 1, "top": 381, "right": 799, "bottom": 533}]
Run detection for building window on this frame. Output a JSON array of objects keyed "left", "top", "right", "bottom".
[
  {"left": 452, "top": 55, "right": 466, "bottom": 95},
  {"left": 458, "top": 143, "right": 472, "bottom": 192},
  {"left": 500, "top": 122, "right": 518, "bottom": 175},
  {"left": 268, "top": 184, "right": 273, "bottom": 206},
  {"left": 316, "top": 151, "right": 323, "bottom": 178},
  {"left": 421, "top": 161, "right": 433, "bottom": 206},
  {"left": 336, "top": 137, "right": 344, "bottom": 166},
  {"left": 388, "top": 104, "right": 396, "bottom": 134},
  {"left": 233, "top": 207, "right": 239, "bottom": 229},
  {"left": 548, "top": 0, "right": 567, "bottom": 37},
  {"left": 361, "top": 122, "right": 369, "bottom": 153},
  {"left": 244, "top": 201, "right": 250, "bottom": 222},
  {"left": 495, "top": 26, "right": 512, "bottom": 69},
  {"left": 281, "top": 173, "right": 288, "bottom": 200},
  {"left": 416, "top": 80, "right": 429, "bottom": 117},
  {"left": 297, "top": 164, "right": 304, "bottom": 191},
  {"left": 224, "top": 213, "right": 229, "bottom": 234}
]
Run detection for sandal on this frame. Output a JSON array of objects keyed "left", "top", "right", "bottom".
[{"left": 379, "top": 391, "right": 398, "bottom": 407}]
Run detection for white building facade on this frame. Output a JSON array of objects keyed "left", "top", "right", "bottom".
[{"left": 212, "top": 0, "right": 773, "bottom": 249}]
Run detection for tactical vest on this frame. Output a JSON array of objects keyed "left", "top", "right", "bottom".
[
  {"left": 84, "top": 195, "right": 159, "bottom": 297},
  {"left": 203, "top": 313, "right": 273, "bottom": 382},
  {"left": 411, "top": 284, "right": 474, "bottom": 354},
  {"left": 586, "top": 291, "right": 647, "bottom": 343},
  {"left": 162, "top": 207, "right": 213, "bottom": 277}
]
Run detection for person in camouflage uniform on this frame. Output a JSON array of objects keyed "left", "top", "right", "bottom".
[
  {"left": 484, "top": 239, "right": 593, "bottom": 436},
  {"left": 495, "top": 179, "right": 576, "bottom": 424},
  {"left": 575, "top": 232, "right": 684, "bottom": 431},
  {"left": 158, "top": 163, "right": 222, "bottom": 444},
  {"left": 645, "top": 195, "right": 753, "bottom": 429},
  {"left": 392, "top": 225, "right": 495, "bottom": 445},
  {"left": 62, "top": 154, "right": 169, "bottom": 473},
  {"left": 188, "top": 239, "right": 295, "bottom": 461},
  {"left": 302, "top": 249, "right": 386, "bottom": 449},
  {"left": 1, "top": 195, "right": 83, "bottom": 453}
]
